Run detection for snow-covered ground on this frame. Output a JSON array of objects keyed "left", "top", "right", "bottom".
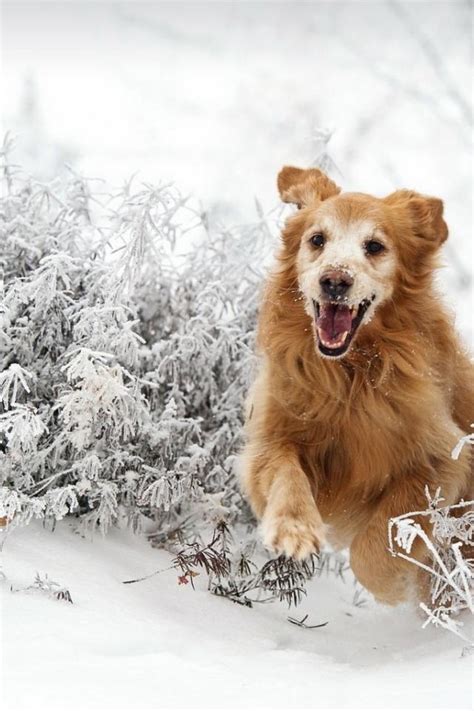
[
  {"left": 1, "top": 521, "right": 472, "bottom": 710},
  {"left": 1, "top": 1, "right": 472, "bottom": 709}
]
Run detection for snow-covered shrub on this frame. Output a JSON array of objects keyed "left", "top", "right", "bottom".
[
  {"left": 11, "top": 571, "right": 73, "bottom": 603},
  {"left": 389, "top": 487, "right": 473, "bottom": 647},
  {"left": 0, "top": 135, "right": 273, "bottom": 540}
]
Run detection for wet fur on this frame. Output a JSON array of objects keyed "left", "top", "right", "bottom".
[{"left": 240, "top": 167, "right": 473, "bottom": 605}]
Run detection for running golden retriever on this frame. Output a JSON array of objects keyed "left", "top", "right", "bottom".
[{"left": 240, "top": 166, "right": 473, "bottom": 604}]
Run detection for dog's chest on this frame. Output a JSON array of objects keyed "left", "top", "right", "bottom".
[{"left": 304, "top": 396, "right": 409, "bottom": 499}]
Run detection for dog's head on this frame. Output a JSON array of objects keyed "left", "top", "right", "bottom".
[{"left": 278, "top": 166, "right": 448, "bottom": 359}]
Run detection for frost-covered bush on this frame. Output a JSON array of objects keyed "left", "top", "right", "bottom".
[
  {"left": 389, "top": 488, "right": 473, "bottom": 648},
  {"left": 0, "top": 135, "right": 273, "bottom": 539}
]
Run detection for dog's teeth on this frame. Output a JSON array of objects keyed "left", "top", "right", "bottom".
[
  {"left": 317, "top": 328, "right": 350, "bottom": 349},
  {"left": 334, "top": 331, "right": 348, "bottom": 346}
]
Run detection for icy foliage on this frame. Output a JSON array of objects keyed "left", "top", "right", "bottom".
[
  {"left": 451, "top": 430, "right": 474, "bottom": 461},
  {"left": 11, "top": 571, "right": 73, "bottom": 603},
  {"left": 389, "top": 488, "right": 473, "bottom": 648},
  {"left": 0, "top": 136, "right": 272, "bottom": 539}
]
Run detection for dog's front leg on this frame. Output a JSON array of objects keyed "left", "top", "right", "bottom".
[
  {"left": 241, "top": 446, "right": 326, "bottom": 560},
  {"left": 261, "top": 455, "right": 326, "bottom": 560}
]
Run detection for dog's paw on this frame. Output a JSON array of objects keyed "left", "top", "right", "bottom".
[{"left": 261, "top": 511, "right": 326, "bottom": 561}]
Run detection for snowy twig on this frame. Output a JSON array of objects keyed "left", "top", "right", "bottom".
[{"left": 388, "top": 485, "right": 473, "bottom": 644}]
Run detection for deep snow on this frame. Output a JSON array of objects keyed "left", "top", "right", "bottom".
[{"left": 1, "top": 521, "right": 472, "bottom": 710}]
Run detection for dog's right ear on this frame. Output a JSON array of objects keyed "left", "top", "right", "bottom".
[
  {"left": 277, "top": 166, "right": 341, "bottom": 208},
  {"left": 384, "top": 190, "right": 448, "bottom": 247}
]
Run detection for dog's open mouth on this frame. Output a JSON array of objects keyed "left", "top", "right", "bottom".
[{"left": 313, "top": 299, "right": 371, "bottom": 357}]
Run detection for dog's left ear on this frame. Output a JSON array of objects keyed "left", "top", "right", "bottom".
[
  {"left": 277, "top": 166, "right": 341, "bottom": 208},
  {"left": 385, "top": 190, "right": 448, "bottom": 246}
]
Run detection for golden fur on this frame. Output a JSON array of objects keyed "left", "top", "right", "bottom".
[{"left": 240, "top": 166, "right": 473, "bottom": 605}]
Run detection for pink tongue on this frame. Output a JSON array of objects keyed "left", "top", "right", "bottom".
[{"left": 317, "top": 303, "right": 352, "bottom": 341}]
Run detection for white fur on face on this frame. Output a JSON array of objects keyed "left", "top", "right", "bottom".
[{"left": 296, "top": 211, "right": 397, "bottom": 322}]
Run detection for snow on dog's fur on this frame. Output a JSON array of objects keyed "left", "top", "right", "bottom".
[{"left": 240, "top": 166, "right": 473, "bottom": 605}]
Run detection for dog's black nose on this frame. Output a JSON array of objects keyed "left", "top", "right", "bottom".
[{"left": 320, "top": 270, "right": 354, "bottom": 300}]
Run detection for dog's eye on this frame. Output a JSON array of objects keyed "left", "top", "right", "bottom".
[
  {"left": 365, "top": 240, "right": 385, "bottom": 255},
  {"left": 310, "top": 233, "right": 325, "bottom": 248}
]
